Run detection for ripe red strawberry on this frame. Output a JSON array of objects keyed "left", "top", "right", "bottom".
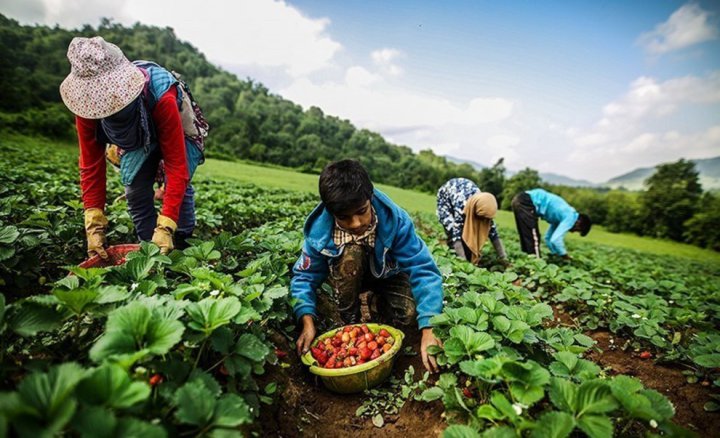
[
  {"left": 639, "top": 351, "right": 652, "bottom": 359},
  {"left": 359, "top": 347, "right": 372, "bottom": 360},
  {"left": 149, "top": 374, "right": 163, "bottom": 386},
  {"left": 275, "top": 348, "right": 288, "bottom": 359},
  {"left": 462, "top": 387, "right": 473, "bottom": 398},
  {"left": 379, "top": 329, "right": 391, "bottom": 338},
  {"left": 361, "top": 324, "right": 370, "bottom": 334},
  {"left": 370, "top": 349, "right": 381, "bottom": 360},
  {"left": 367, "top": 341, "right": 378, "bottom": 351}
]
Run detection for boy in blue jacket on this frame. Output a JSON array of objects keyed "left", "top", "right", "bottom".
[
  {"left": 292, "top": 160, "right": 444, "bottom": 372},
  {"left": 511, "top": 188, "right": 591, "bottom": 259}
]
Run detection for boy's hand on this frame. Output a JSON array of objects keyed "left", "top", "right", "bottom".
[
  {"left": 296, "top": 315, "right": 317, "bottom": 356},
  {"left": 421, "top": 328, "right": 442, "bottom": 373}
]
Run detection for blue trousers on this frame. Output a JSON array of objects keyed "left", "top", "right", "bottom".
[{"left": 125, "top": 147, "right": 196, "bottom": 242}]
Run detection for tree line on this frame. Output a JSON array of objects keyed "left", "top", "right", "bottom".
[
  {"left": 0, "top": 15, "right": 717, "bottom": 250},
  {"left": 482, "top": 158, "right": 719, "bottom": 251}
]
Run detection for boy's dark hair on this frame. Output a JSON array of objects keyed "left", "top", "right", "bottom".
[
  {"left": 577, "top": 213, "right": 592, "bottom": 237},
  {"left": 319, "top": 159, "right": 374, "bottom": 215}
]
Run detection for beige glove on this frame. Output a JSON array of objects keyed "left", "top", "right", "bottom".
[
  {"left": 84, "top": 208, "right": 109, "bottom": 260},
  {"left": 152, "top": 215, "right": 177, "bottom": 254}
]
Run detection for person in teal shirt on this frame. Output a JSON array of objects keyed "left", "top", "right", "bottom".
[{"left": 511, "top": 188, "right": 591, "bottom": 258}]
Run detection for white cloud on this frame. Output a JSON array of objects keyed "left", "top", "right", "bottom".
[
  {"left": 371, "top": 48, "right": 404, "bottom": 76},
  {"left": 567, "top": 72, "right": 720, "bottom": 180},
  {"left": 2, "top": 0, "right": 342, "bottom": 77},
  {"left": 638, "top": 3, "right": 718, "bottom": 54}
]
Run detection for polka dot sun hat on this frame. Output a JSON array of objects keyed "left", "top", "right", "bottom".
[{"left": 60, "top": 36, "right": 146, "bottom": 119}]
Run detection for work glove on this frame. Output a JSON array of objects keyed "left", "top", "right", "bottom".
[
  {"left": 452, "top": 240, "right": 467, "bottom": 260},
  {"left": 152, "top": 214, "right": 177, "bottom": 254},
  {"left": 84, "top": 208, "right": 109, "bottom": 260}
]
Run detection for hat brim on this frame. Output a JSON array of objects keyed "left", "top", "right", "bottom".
[{"left": 60, "top": 63, "right": 145, "bottom": 119}]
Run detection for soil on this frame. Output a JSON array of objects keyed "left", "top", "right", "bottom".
[
  {"left": 587, "top": 330, "right": 719, "bottom": 433},
  {"left": 551, "top": 306, "right": 720, "bottom": 433},
  {"left": 257, "top": 327, "right": 446, "bottom": 437},
  {"left": 255, "top": 289, "right": 718, "bottom": 436}
]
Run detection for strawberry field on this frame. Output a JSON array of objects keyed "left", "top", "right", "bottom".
[{"left": 1, "top": 135, "right": 719, "bottom": 437}]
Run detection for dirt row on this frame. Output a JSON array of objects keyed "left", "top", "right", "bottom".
[{"left": 255, "top": 301, "right": 718, "bottom": 437}]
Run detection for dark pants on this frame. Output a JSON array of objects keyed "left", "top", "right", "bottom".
[
  {"left": 125, "top": 148, "right": 196, "bottom": 247},
  {"left": 511, "top": 192, "right": 540, "bottom": 257},
  {"left": 328, "top": 244, "right": 416, "bottom": 327}
]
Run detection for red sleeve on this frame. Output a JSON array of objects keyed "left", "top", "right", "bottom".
[
  {"left": 76, "top": 116, "right": 107, "bottom": 210},
  {"left": 153, "top": 86, "right": 189, "bottom": 222}
]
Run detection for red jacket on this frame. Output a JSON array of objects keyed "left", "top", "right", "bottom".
[{"left": 76, "top": 86, "right": 189, "bottom": 222}]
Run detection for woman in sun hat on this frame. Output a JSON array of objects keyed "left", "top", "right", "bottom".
[
  {"left": 60, "top": 36, "right": 204, "bottom": 257},
  {"left": 436, "top": 178, "right": 507, "bottom": 264}
]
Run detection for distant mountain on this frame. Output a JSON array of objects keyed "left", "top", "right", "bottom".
[
  {"left": 445, "top": 156, "right": 598, "bottom": 188},
  {"left": 605, "top": 156, "right": 720, "bottom": 190},
  {"left": 445, "top": 156, "right": 487, "bottom": 170},
  {"left": 540, "top": 173, "right": 597, "bottom": 188}
]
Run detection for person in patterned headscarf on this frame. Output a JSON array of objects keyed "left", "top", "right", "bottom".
[{"left": 436, "top": 178, "right": 508, "bottom": 264}]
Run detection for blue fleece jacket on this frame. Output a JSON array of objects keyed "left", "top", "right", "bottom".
[
  {"left": 526, "top": 189, "right": 579, "bottom": 256},
  {"left": 291, "top": 189, "right": 444, "bottom": 328}
]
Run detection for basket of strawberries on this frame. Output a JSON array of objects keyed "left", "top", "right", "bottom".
[{"left": 300, "top": 323, "right": 404, "bottom": 394}]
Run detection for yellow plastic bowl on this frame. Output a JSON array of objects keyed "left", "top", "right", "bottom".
[{"left": 301, "top": 323, "right": 404, "bottom": 394}]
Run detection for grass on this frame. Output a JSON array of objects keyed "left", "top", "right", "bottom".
[{"left": 199, "top": 158, "right": 720, "bottom": 264}]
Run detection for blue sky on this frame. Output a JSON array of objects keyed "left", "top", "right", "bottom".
[{"left": 2, "top": 0, "right": 719, "bottom": 181}]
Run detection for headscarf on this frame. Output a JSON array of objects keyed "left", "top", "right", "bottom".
[
  {"left": 462, "top": 192, "right": 498, "bottom": 264},
  {"left": 100, "top": 94, "right": 151, "bottom": 152}
]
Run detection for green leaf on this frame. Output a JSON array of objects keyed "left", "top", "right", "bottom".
[
  {"left": 530, "top": 411, "right": 576, "bottom": 438},
  {"left": 76, "top": 364, "right": 150, "bottom": 409},
  {"left": 234, "top": 305, "right": 261, "bottom": 324},
  {"left": 575, "top": 380, "right": 618, "bottom": 416},
  {"left": 126, "top": 256, "right": 155, "bottom": 281},
  {"left": 694, "top": 354, "right": 720, "bottom": 368},
  {"left": 186, "top": 297, "right": 242, "bottom": 337},
  {"left": 492, "top": 315, "right": 511, "bottom": 332},
  {"left": 527, "top": 303, "right": 554, "bottom": 325},
  {"left": 482, "top": 426, "right": 518, "bottom": 438},
  {"left": 640, "top": 389, "right": 675, "bottom": 421},
  {"left": 10, "top": 363, "right": 86, "bottom": 437},
  {"left": 549, "top": 378, "right": 576, "bottom": 413},
  {"left": 0, "top": 245, "right": 15, "bottom": 261},
  {"left": 573, "top": 334, "right": 595, "bottom": 347},
  {"left": 53, "top": 288, "right": 99, "bottom": 314},
  {"left": 459, "top": 359, "right": 499, "bottom": 379},
  {"left": 576, "top": 414, "right": 613, "bottom": 438},
  {"left": 443, "top": 424, "right": 481, "bottom": 438},
  {"left": 214, "top": 393, "right": 252, "bottom": 427},
  {"left": 490, "top": 391, "right": 518, "bottom": 421},
  {"left": 115, "top": 418, "right": 167, "bottom": 438},
  {"left": 235, "top": 333, "right": 270, "bottom": 362},
  {"left": 372, "top": 413, "right": 384, "bottom": 428},
  {"left": 0, "top": 226, "right": 20, "bottom": 244},
  {"left": 554, "top": 352, "right": 579, "bottom": 372},
  {"left": 8, "top": 302, "right": 65, "bottom": 336},
  {"left": 264, "top": 286, "right": 289, "bottom": 300},
  {"left": 419, "top": 387, "right": 445, "bottom": 401},
  {"left": 90, "top": 302, "right": 184, "bottom": 365},
  {"left": 174, "top": 380, "right": 216, "bottom": 426},
  {"left": 476, "top": 404, "right": 503, "bottom": 420},
  {"left": 72, "top": 406, "right": 118, "bottom": 438},
  {"left": 95, "top": 285, "right": 130, "bottom": 304}
]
